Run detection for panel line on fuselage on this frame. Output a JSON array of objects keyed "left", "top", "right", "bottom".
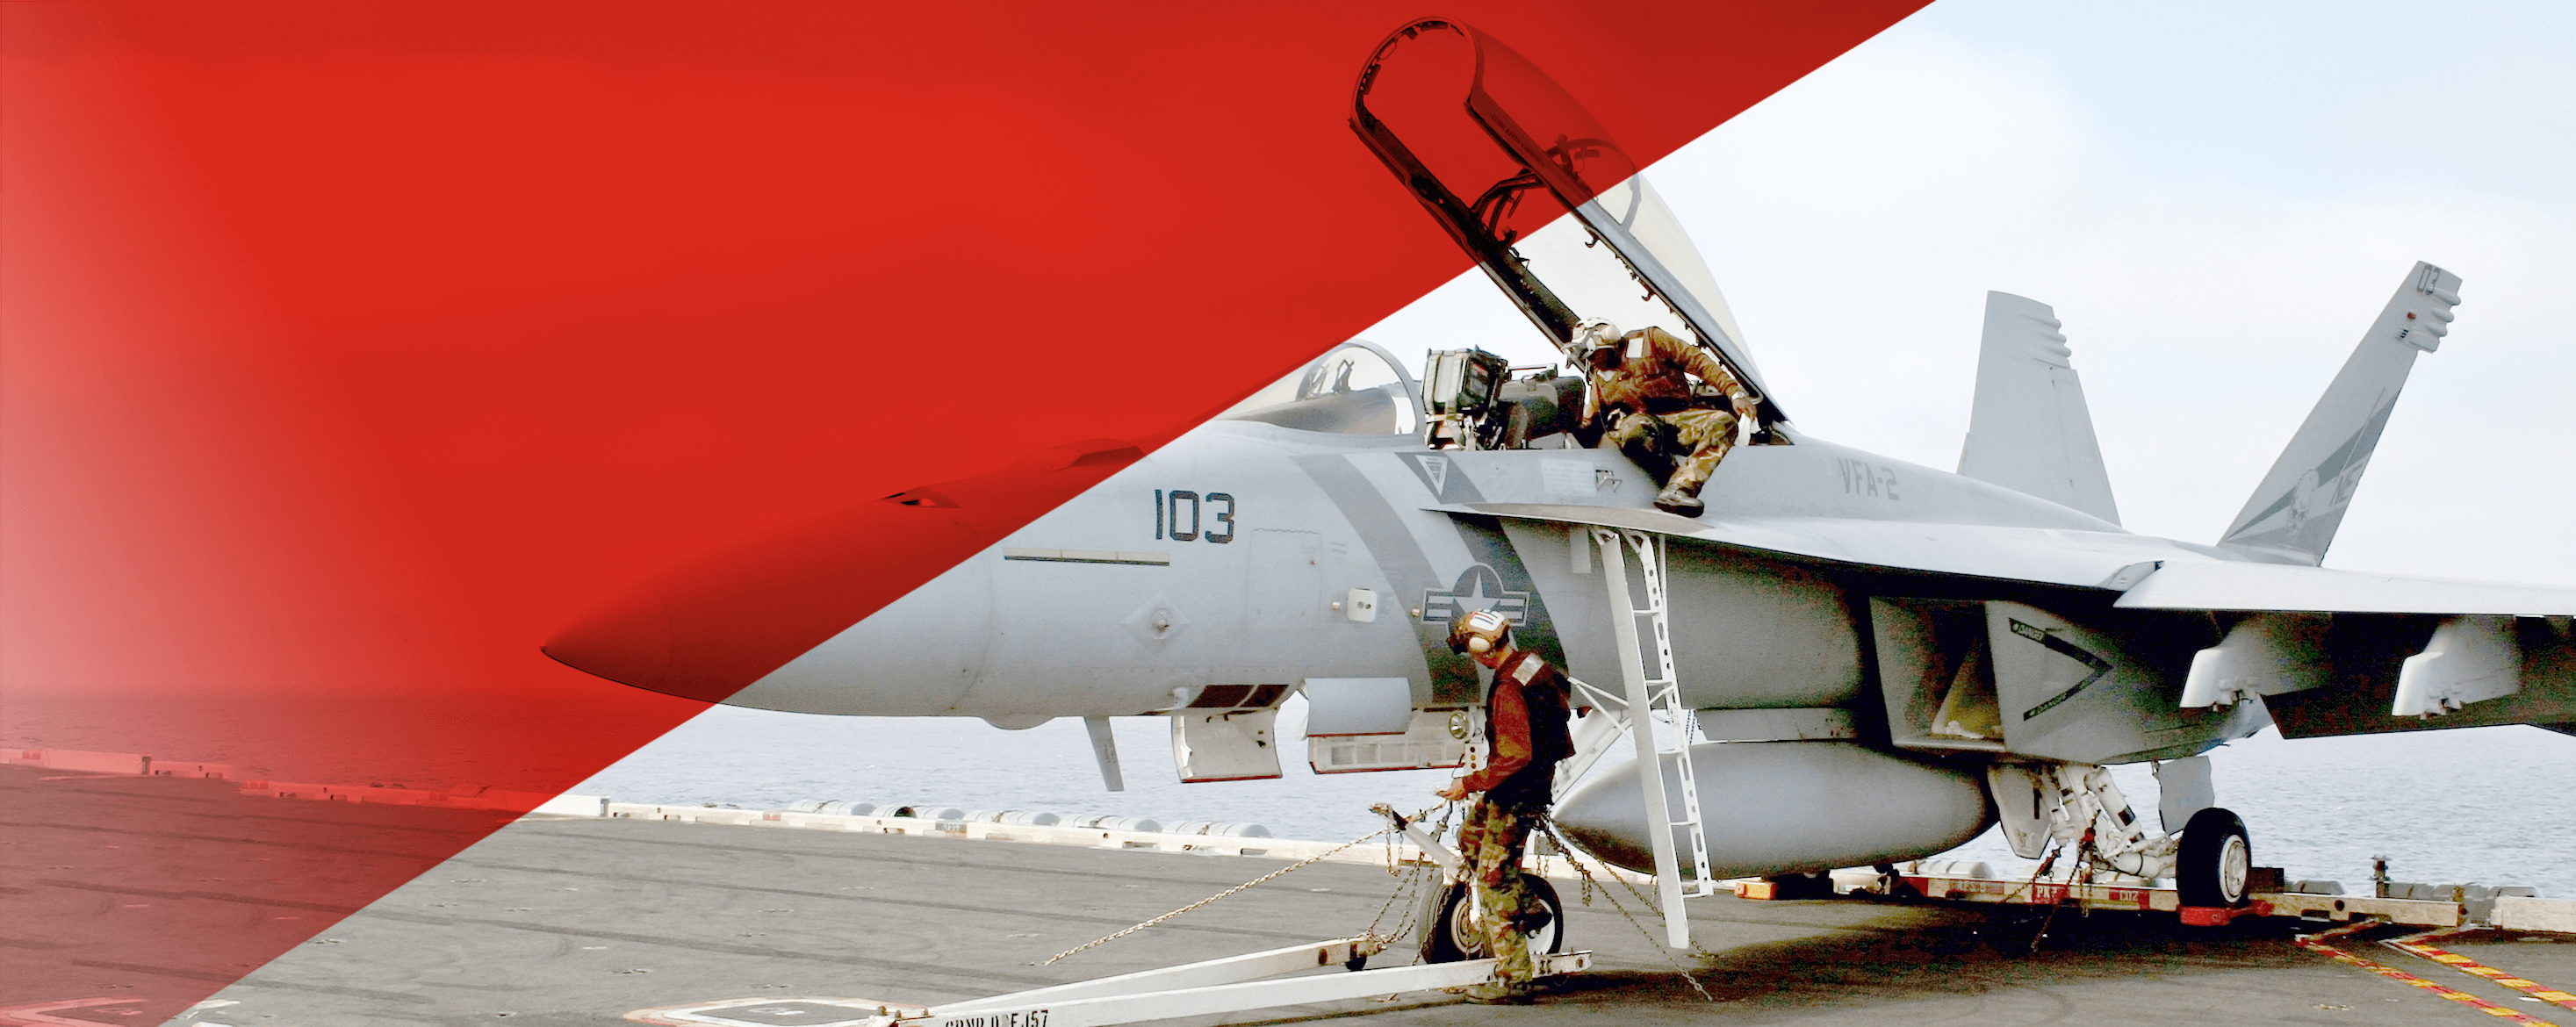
[{"left": 1291, "top": 453, "right": 1492, "bottom": 703}]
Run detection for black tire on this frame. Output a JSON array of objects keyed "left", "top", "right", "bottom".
[
  {"left": 1423, "top": 878, "right": 1566, "bottom": 963},
  {"left": 2177, "top": 807, "right": 2253, "bottom": 908}
]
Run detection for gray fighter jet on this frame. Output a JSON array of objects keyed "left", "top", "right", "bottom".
[{"left": 545, "top": 18, "right": 2573, "bottom": 946}]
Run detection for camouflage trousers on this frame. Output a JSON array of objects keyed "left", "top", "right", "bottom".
[
  {"left": 1457, "top": 798, "right": 1542, "bottom": 984},
  {"left": 1605, "top": 406, "right": 1738, "bottom": 494}
]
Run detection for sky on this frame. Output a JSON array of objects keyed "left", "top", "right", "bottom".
[{"left": 1362, "top": 0, "right": 2575, "bottom": 586}]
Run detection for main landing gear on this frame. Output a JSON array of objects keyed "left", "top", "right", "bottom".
[
  {"left": 2177, "top": 807, "right": 2254, "bottom": 908},
  {"left": 1990, "top": 760, "right": 2257, "bottom": 914}
]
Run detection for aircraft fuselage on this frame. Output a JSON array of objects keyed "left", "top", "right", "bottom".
[{"left": 721, "top": 414, "right": 2247, "bottom": 769}]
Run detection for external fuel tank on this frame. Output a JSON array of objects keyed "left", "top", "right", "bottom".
[{"left": 1551, "top": 741, "right": 1994, "bottom": 879}]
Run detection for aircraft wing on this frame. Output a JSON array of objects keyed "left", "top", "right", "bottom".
[
  {"left": 1434, "top": 499, "right": 2573, "bottom": 743},
  {"left": 1432, "top": 501, "right": 2213, "bottom": 591},
  {"left": 1432, "top": 501, "right": 2576, "bottom": 615},
  {"left": 2117, "top": 560, "right": 2576, "bottom": 617}
]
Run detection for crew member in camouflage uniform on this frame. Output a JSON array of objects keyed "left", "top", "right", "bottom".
[
  {"left": 1434, "top": 610, "right": 1576, "bottom": 1004},
  {"left": 1575, "top": 319, "right": 1758, "bottom": 517}
]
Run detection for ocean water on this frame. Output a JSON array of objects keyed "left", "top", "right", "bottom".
[{"left": 572, "top": 698, "right": 2576, "bottom": 897}]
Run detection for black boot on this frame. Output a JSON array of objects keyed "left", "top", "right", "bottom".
[{"left": 1653, "top": 482, "right": 1704, "bottom": 517}]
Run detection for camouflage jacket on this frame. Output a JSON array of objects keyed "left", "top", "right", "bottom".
[{"left": 1580, "top": 326, "right": 1752, "bottom": 425}]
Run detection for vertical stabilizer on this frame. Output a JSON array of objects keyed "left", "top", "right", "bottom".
[
  {"left": 1958, "top": 291, "right": 2122, "bottom": 525},
  {"left": 2220, "top": 262, "right": 2463, "bottom": 565}
]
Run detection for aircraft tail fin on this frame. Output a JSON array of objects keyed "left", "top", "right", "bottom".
[
  {"left": 1957, "top": 291, "right": 2121, "bottom": 525},
  {"left": 2219, "top": 262, "right": 2464, "bottom": 565}
]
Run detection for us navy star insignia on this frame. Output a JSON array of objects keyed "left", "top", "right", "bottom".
[{"left": 1420, "top": 564, "right": 1529, "bottom": 626}]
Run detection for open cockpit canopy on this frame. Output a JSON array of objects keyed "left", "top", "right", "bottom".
[
  {"left": 1350, "top": 18, "right": 1780, "bottom": 424},
  {"left": 1220, "top": 340, "right": 1421, "bottom": 435}
]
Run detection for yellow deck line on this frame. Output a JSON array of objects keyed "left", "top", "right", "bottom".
[{"left": 2297, "top": 921, "right": 2560, "bottom": 1026}]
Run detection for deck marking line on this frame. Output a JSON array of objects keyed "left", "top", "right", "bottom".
[
  {"left": 0, "top": 998, "right": 147, "bottom": 1027},
  {"left": 2385, "top": 929, "right": 2576, "bottom": 1011},
  {"left": 623, "top": 996, "right": 925, "bottom": 1026},
  {"left": 2297, "top": 921, "right": 2561, "bottom": 1026}
]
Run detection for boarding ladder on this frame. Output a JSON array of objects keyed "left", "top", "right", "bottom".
[{"left": 1579, "top": 527, "right": 1714, "bottom": 949}]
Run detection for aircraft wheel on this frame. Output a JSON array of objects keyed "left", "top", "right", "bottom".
[
  {"left": 1424, "top": 878, "right": 1565, "bottom": 963},
  {"left": 2177, "top": 807, "right": 2253, "bottom": 908}
]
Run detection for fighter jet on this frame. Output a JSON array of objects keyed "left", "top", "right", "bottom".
[{"left": 543, "top": 18, "right": 2574, "bottom": 947}]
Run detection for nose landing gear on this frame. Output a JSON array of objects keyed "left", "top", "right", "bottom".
[{"left": 1423, "top": 878, "right": 1566, "bottom": 963}]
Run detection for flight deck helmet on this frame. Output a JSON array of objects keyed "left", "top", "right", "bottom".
[
  {"left": 1446, "top": 609, "right": 1513, "bottom": 656},
  {"left": 1573, "top": 320, "right": 1623, "bottom": 368}
]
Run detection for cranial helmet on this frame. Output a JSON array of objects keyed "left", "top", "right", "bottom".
[{"left": 1447, "top": 609, "right": 1513, "bottom": 656}]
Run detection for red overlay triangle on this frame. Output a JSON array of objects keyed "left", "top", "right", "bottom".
[{"left": 1, "top": 2, "right": 1925, "bottom": 1018}]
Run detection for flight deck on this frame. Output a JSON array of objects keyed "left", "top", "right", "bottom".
[{"left": 10, "top": 762, "right": 2572, "bottom": 1027}]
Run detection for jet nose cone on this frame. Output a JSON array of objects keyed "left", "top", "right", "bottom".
[
  {"left": 543, "top": 587, "right": 677, "bottom": 696},
  {"left": 543, "top": 501, "right": 984, "bottom": 704},
  {"left": 543, "top": 439, "right": 1148, "bottom": 707}
]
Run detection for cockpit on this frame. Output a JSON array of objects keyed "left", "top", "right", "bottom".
[
  {"left": 1230, "top": 19, "right": 1793, "bottom": 463},
  {"left": 1345, "top": 18, "right": 1795, "bottom": 456},
  {"left": 1219, "top": 341, "right": 1421, "bottom": 436}
]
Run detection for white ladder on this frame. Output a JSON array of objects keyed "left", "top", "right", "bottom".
[{"left": 1587, "top": 528, "right": 1714, "bottom": 950}]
